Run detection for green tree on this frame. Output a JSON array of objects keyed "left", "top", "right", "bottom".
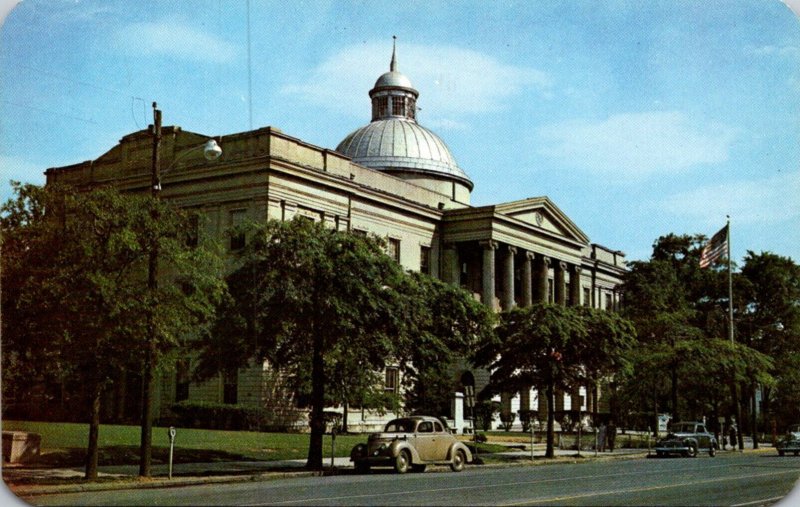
[
  {"left": 397, "top": 272, "right": 496, "bottom": 417},
  {"left": 475, "top": 303, "right": 589, "bottom": 458},
  {"left": 738, "top": 251, "right": 800, "bottom": 429},
  {"left": 1, "top": 182, "right": 225, "bottom": 480}
]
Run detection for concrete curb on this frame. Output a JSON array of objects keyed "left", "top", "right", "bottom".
[{"left": 7, "top": 447, "right": 777, "bottom": 497}]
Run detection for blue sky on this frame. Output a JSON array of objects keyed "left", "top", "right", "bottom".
[{"left": 1, "top": 0, "right": 798, "bottom": 263}]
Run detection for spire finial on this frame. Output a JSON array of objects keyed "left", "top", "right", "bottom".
[{"left": 390, "top": 35, "right": 397, "bottom": 72}]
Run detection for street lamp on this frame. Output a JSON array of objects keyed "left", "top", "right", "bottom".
[{"left": 140, "top": 102, "right": 222, "bottom": 477}]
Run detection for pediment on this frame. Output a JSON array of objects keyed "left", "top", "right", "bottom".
[{"left": 495, "top": 197, "right": 590, "bottom": 245}]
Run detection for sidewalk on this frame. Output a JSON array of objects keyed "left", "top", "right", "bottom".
[{"left": 4, "top": 443, "right": 774, "bottom": 497}]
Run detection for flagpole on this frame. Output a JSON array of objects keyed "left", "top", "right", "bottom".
[{"left": 727, "top": 215, "right": 733, "bottom": 345}]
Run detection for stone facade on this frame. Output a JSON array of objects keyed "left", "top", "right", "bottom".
[{"left": 44, "top": 48, "right": 626, "bottom": 431}]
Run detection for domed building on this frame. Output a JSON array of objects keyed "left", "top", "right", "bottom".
[
  {"left": 43, "top": 43, "right": 627, "bottom": 432},
  {"left": 336, "top": 43, "right": 473, "bottom": 204}
]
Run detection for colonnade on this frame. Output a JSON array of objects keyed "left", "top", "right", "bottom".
[{"left": 444, "top": 239, "right": 603, "bottom": 428}]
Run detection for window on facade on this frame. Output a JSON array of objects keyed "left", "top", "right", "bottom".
[
  {"left": 583, "top": 287, "right": 591, "bottom": 307},
  {"left": 548, "top": 279, "right": 554, "bottom": 303},
  {"left": 175, "top": 359, "right": 190, "bottom": 402},
  {"left": 605, "top": 292, "right": 613, "bottom": 311},
  {"left": 229, "top": 210, "right": 246, "bottom": 251},
  {"left": 352, "top": 229, "right": 367, "bottom": 237},
  {"left": 374, "top": 97, "right": 389, "bottom": 118},
  {"left": 407, "top": 98, "right": 416, "bottom": 120},
  {"left": 186, "top": 213, "right": 199, "bottom": 248},
  {"left": 223, "top": 368, "right": 238, "bottom": 404},
  {"left": 420, "top": 246, "right": 431, "bottom": 275},
  {"left": 392, "top": 96, "right": 405, "bottom": 117},
  {"left": 385, "top": 367, "right": 399, "bottom": 392},
  {"left": 387, "top": 238, "right": 401, "bottom": 263}
]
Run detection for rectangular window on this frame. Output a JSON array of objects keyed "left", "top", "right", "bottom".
[
  {"left": 548, "top": 279, "right": 554, "bottom": 303},
  {"left": 175, "top": 359, "right": 190, "bottom": 402},
  {"left": 223, "top": 369, "right": 238, "bottom": 404},
  {"left": 583, "top": 287, "right": 591, "bottom": 307},
  {"left": 420, "top": 246, "right": 431, "bottom": 275},
  {"left": 229, "top": 210, "right": 246, "bottom": 251},
  {"left": 375, "top": 97, "right": 388, "bottom": 118},
  {"left": 605, "top": 292, "right": 613, "bottom": 312},
  {"left": 391, "top": 96, "right": 405, "bottom": 116},
  {"left": 352, "top": 229, "right": 367, "bottom": 237},
  {"left": 387, "top": 238, "right": 401, "bottom": 263},
  {"left": 385, "top": 367, "right": 399, "bottom": 392}
]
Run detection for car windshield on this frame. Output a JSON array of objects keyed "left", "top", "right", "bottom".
[
  {"left": 384, "top": 419, "right": 416, "bottom": 433},
  {"left": 670, "top": 423, "right": 696, "bottom": 433}
]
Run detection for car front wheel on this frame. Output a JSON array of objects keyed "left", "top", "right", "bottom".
[
  {"left": 709, "top": 444, "right": 716, "bottom": 457},
  {"left": 451, "top": 449, "right": 467, "bottom": 472},
  {"left": 395, "top": 449, "right": 411, "bottom": 474},
  {"left": 685, "top": 444, "right": 697, "bottom": 458}
]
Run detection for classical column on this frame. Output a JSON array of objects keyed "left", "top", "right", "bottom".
[
  {"left": 569, "top": 265, "right": 583, "bottom": 307},
  {"left": 501, "top": 245, "right": 517, "bottom": 311},
  {"left": 522, "top": 251, "right": 534, "bottom": 307},
  {"left": 534, "top": 254, "right": 551, "bottom": 303},
  {"left": 480, "top": 240, "right": 498, "bottom": 310},
  {"left": 442, "top": 242, "right": 460, "bottom": 286},
  {"left": 554, "top": 261, "right": 567, "bottom": 306}
]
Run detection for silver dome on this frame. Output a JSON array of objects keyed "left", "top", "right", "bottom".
[
  {"left": 336, "top": 118, "right": 473, "bottom": 189},
  {"left": 373, "top": 71, "right": 415, "bottom": 92}
]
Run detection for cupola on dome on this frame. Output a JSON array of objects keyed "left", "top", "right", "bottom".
[{"left": 336, "top": 39, "right": 473, "bottom": 199}]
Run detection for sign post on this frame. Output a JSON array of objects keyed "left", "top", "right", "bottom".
[
  {"left": 464, "top": 386, "right": 478, "bottom": 463},
  {"left": 168, "top": 426, "right": 176, "bottom": 479}
]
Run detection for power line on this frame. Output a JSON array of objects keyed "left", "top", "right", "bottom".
[{"left": 0, "top": 100, "right": 98, "bottom": 125}]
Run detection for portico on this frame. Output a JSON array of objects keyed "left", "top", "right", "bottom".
[{"left": 441, "top": 197, "right": 623, "bottom": 427}]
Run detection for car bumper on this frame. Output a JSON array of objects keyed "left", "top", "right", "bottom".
[
  {"left": 655, "top": 444, "right": 691, "bottom": 454},
  {"left": 351, "top": 455, "right": 395, "bottom": 466}
]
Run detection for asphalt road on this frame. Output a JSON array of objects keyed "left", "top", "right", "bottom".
[{"left": 20, "top": 453, "right": 800, "bottom": 506}]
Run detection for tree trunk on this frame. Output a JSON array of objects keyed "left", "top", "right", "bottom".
[
  {"left": 139, "top": 345, "right": 155, "bottom": 476},
  {"left": 751, "top": 386, "right": 759, "bottom": 449},
  {"left": 306, "top": 333, "right": 325, "bottom": 470},
  {"left": 670, "top": 363, "right": 679, "bottom": 422},
  {"left": 85, "top": 381, "right": 102, "bottom": 480},
  {"left": 342, "top": 400, "right": 349, "bottom": 434},
  {"left": 545, "top": 378, "right": 555, "bottom": 458}
]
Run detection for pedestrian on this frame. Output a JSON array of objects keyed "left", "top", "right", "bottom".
[
  {"left": 729, "top": 425, "right": 737, "bottom": 451},
  {"left": 598, "top": 422, "right": 607, "bottom": 452}
]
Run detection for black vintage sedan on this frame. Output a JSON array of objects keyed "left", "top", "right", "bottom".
[
  {"left": 655, "top": 421, "right": 718, "bottom": 458},
  {"left": 777, "top": 424, "right": 800, "bottom": 456}
]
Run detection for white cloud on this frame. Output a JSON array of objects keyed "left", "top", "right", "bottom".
[
  {"left": 536, "top": 111, "right": 736, "bottom": 177},
  {"left": 112, "top": 22, "right": 237, "bottom": 64},
  {"left": 745, "top": 43, "right": 800, "bottom": 57},
  {"left": 280, "top": 41, "right": 551, "bottom": 121},
  {"left": 660, "top": 170, "right": 800, "bottom": 226}
]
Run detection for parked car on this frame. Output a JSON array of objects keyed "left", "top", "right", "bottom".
[
  {"left": 654, "top": 421, "right": 717, "bottom": 458},
  {"left": 350, "top": 416, "right": 472, "bottom": 473},
  {"left": 777, "top": 424, "right": 800, "bottom": 456}
]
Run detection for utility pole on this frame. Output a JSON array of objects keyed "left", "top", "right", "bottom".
[{"left": 140, "top": 102, "right": 161, "bottom": 477}]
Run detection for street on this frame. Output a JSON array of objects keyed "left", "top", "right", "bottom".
[{"left": 19, "top": 453, "right": 800, "bottom": 506}]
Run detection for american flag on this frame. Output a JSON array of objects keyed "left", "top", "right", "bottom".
[{"left": 699, "top": 225, "right": 728, "bottom": 268}]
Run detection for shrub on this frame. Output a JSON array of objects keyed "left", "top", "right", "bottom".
[
  {"left": 475, "top": 400, "right": 499, "bottom": 431},
  {"left": 170, "top": 401, "right": 304, "bottom": 432},
  {"left": 519, "top": 410, "right": 535, "bottom": 432},
  {"left": 500, "top": 412, "right": 516, "bottom": 432}
]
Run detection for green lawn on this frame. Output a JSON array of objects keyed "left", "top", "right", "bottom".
[
  {"left": 3, "top": 420, "right": 364, "bottom": 466},
  {"left": 3, "top": 420, "right": 509, "bottom": 468}
]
